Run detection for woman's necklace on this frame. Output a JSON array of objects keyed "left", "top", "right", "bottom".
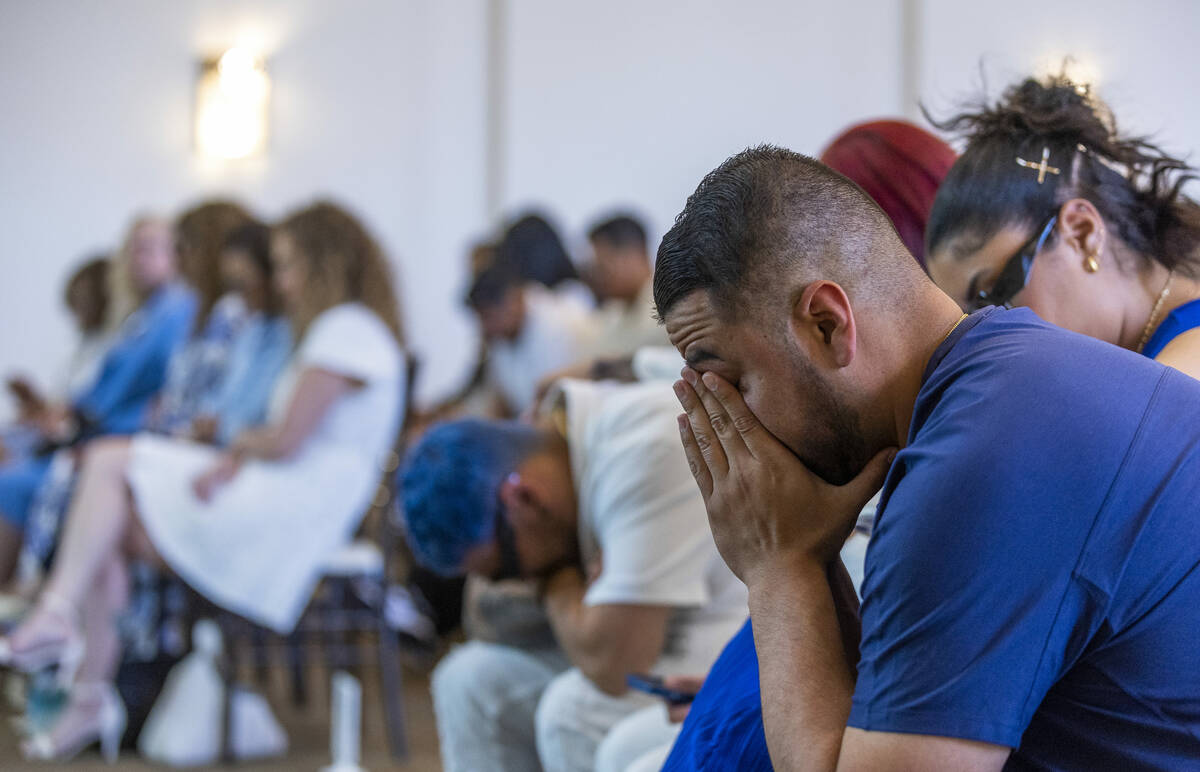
[{"left": 1136, "top": 270, "right": 1176, "bottom": 354}]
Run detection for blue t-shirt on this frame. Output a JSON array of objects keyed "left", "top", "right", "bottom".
[
  {"left": 661, "top": 620, "right": 772, "bottom": 771},
  {"left": 74, "top": 283, "right": 196, "bottom": 435},
  {"left": 850, "top": 307, "right": 1200, "bottom": 769},
  {"left": 665, "top": 307, "right": 1200, "bottom": 770}
]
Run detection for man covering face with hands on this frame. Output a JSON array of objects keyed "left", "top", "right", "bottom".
[{"left": 653, "top": 145, "right": 1200, "bottom": 770}]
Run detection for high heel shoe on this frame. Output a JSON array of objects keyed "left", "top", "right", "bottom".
[
  {"left": 21, "top": 681, "right": 127, "bottom": 763},
  {"left": 0, "top": 592, "right": 84, "bottom": 688}
]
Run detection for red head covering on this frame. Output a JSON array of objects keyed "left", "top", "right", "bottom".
[{"left": 819, "top": 119, "right": 956, "bottom": 267}]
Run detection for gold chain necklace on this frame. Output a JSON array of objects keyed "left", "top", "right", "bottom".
[
  {"left": 1136, "top": 270, "right": 1175, "bottom": 354},
  {"left": 937, "top": 313, "right": 970, "bottom": 348}
]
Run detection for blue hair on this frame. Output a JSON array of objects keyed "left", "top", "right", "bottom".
[{"left": 398, "top": 418, "right": 544, "bottom": 576}]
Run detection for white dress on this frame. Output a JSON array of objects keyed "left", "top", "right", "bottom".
[{"left": 128, "top": 303, "right": 405, "bottom": 632}]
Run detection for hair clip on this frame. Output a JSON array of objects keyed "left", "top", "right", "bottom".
[
  {"left": 1076, "top": 142, "right": 1130, "bottom": 179},
  {"left": 1015, "top": 147, "right": 1061, "bottom": 184}
]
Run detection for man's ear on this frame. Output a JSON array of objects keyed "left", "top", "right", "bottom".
[
  {"left": 498, "top": 472, "right": 541, "bottom": 526},
  {"left": 790, "top": 281, "right": 857, "bottom": 368}
]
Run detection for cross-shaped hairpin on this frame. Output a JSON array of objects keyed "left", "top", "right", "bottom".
[{"left": 1015, "top": 147, "right": 1061, "bottom": 185}]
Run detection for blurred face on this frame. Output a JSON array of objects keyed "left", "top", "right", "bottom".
[
  {"left": 475, "top": 288, "right": 526, "bottom": 342},
  {"left": 664, "top": 290, "right": 869, "bottom": 485},
  {"left": 220, "top": 247, "right": 270, "bottom": 312},
  {"left": 460, "top": 454, "right": 579, "bottom": 580},
  {"left": 66, "top": 279, "right": 105, "bottom": 333},
  {"left": 270, "top": 231, "right": 306, "bottom": 311},
  {"left": 927, "top": 206, "right": 1125, "bottom": 344},
  {"left": 590, "top": 240, "right": 649, "bottom": 302},
  {"left": 128, "top": 221, "right": 176, "bottom": 292},
  {"left": 175, "top": 237, "right": 203, "bottom": 289}
]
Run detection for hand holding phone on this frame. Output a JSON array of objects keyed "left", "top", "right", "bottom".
[{"left": 625, "top": 673, "right": 698, "bottom": 705}]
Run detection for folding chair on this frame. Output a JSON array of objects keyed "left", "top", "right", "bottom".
[{"left": 215, "top": 353, "right": 420, "bottom": 761}]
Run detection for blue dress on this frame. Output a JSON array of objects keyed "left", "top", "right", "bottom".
[
  {"left": 209, "top": 313, "right": 292, "bottom": 444},
  {"left": 1142, "top": 297, "right": 1200, "bottom": 360},
  {"left": 150, "top": 293, "right": 251, "bottom": 436},
  {"left": 0, "top": 284, "right": 195, "bottom": 528}
]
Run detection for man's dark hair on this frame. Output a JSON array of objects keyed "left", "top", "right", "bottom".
[
  {"left": 222, "top": 221, "right": 272, "bottom": 278},
  {"left": 465, "top": 258, "right": 521, "bottom": 310},
  {"left": 64, "top": 255, "right": 110, "bottom": 332},
  {"left": 496, "top": 212, "right": 579, "bottom": 288},
  {"left": 588, "top": 214, "right": 647, "bottom": 253},
  {"left": 653, "top": 144, "right": 912, "bottom": 321}
]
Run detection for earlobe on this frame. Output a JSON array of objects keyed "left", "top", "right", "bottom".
[{"left": 1059, "top": 199, "right": 1105, "bottom": 271}]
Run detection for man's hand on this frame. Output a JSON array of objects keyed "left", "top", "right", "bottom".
[
  {"left": 191, "top": 453, "right": 242, "bottom": 502},
  {"left": 663, "top": 674, "right": 706, "bottom": 723},
  {"left": 672, "top": 368, "right": 893, "bottom": 588},
  {"left": 540, "top": 565, "right": 672, "bottom": 696},
  {"left": 189, "top": 415, "right": 219, "bottom": 444}
]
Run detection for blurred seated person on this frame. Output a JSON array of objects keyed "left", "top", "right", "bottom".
[
  {"left": 4, "top": 203, "right": 258, "bottom": 593},
  {"left": 2, "top": 257, "right": 114, "bottom": 464},
  {"left": 495, "top": 212, "right": 594, "bottom": 309},
  {"left": 0, "top": 218, "right": 196, "bottom": 585},
  {"left": 14, "top": 220, "right": 291, "bottom": 592},
  {"left": 467, "top": 258, "right": 598, "bottom": 416},
  {"left": 400, "top": 378, "right": 748, "bottom": 772},
  {"left": 155, "top": 218, "right": 291, "bottom": 445},
  {"left": 0, "top": 201, "right": 406, "bottom": 761},
  {"left": 147, "top": 201, "right": 257, "bottom": 439},
  {"left": 429, "top": 213, "right": 595, "bottom": 422},
  {"left": 531, "top": 215, "right": 673, "bottom": 394},
  {"left": 586, "top": 213, "right": 669, "bottom": 355},
  {"left": 656, "top": 118, "right": 956, "bottom": 772}
]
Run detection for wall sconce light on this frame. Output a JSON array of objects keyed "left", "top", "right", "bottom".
[{"left": 195, "top": 48, "right": 270, "bottom": 160}]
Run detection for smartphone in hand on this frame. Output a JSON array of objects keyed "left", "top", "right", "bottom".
[{"left": 625, "top": 673, "right": 697, "bottom": 705}]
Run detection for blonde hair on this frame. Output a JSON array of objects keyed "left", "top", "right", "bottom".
[
  {"left": 277, "top": 201, "right": 405, "bottom": 344},
  {"left": 105, "top": 215, "right": 174, "bottom": 330}
]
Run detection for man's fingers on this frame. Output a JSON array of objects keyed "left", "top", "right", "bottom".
[
  {"left": 674, "top": 379, "right": 729, "bottom": 478},
  {"left": 677, "top": 414, "right": 714, "bottom": 499},
  {"left": 699, "top": 371, "right": 772, "bottom": 457},
  {"left": 682, "top": 368, "right": 750, "bottom": 460},
  {"left": 663, "top": 674, "right": 706, "bottom": 693},
  {"left": 838, "top": 446, "right": 897, "bottom": 512}
]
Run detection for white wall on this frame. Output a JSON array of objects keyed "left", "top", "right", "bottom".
[
  {"left": 499, "top": 0, "right": 905, "bottom": 253},
  {"left": 0, "top": 0, "right": 488, "bottom": 409},
  {"left": 3, "top": 0, "right": 1199, "bottom": 414},
  {"left": 916, "top": 0, "right": 1200, "bottom": 161}
]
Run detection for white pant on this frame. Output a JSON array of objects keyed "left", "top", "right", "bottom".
[
  {"left": 596, "top": 705, "right": 680, "bottom": 772},
  {"left": 432, "top": 640, "right": 658, "bottom": 772}
]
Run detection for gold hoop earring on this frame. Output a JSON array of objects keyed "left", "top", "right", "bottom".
[{"left": 1084, "top": 252, "right": 1100, "bottom": 273}]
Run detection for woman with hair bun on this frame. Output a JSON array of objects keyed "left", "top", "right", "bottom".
[{"left": 925, "top": 74, "right": 1200, "bottom": 377}]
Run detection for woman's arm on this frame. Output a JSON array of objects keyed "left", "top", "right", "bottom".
[
  {"left": 1153, "top": 327, "right": 1200, "bottom": 381},
  {"left": 232, "top": 367, "right": 361, "bottom": 461}
]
